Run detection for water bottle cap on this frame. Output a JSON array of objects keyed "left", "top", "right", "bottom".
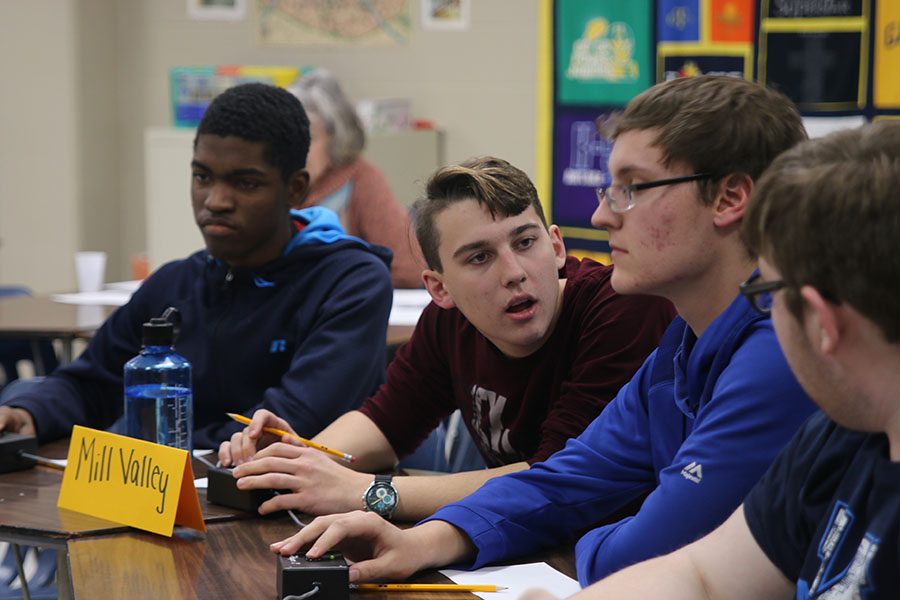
[{"left": 142, "top": 317, "right": 174, "bottom": 346}]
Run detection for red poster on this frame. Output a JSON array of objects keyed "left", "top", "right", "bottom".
[{"left": 710, "top": 0, "right": 755, "bottom": 43}]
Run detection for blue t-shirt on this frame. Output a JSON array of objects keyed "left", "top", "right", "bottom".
[{"left": 745, "top": 411, "right": 900, "bottom": 599}]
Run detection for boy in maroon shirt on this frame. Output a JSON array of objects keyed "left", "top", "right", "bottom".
[{"left": 218, "top": 156, "right": 674, "bottom": 520}]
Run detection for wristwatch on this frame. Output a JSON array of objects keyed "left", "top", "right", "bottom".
[{"left": 362, "top": 474, "right": 398, "bottom": 519}]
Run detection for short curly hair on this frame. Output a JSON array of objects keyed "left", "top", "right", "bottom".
[{"left": 196, "top": 82, "right": 311, "bottom": 182}]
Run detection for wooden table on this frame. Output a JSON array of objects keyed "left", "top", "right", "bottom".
[
  {"left": 0, "top": 442, "right": 238, "bottom": 543},
  {"left": 0, "top": 442, "right": 575, "bottom": 599},
  {"left": 0, "top": 295, "right": 416, "bottom": 366},
  {"left": 0, "top": 440, "right": 247, "bottom": 599},
  {"left": 0, "top": 296, "right": 114, "bottom": 365},
  {"left": 66, "top": 523, "right": 576, "bottom": 599}
]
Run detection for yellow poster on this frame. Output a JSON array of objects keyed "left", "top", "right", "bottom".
[
  {"left": 58, "top": 426, "right": 205, "bottom": 537},
  {"left": 875, "top": 1, "right": 900, "bottom": 108}
]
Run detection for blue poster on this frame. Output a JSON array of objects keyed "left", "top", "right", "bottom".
[
  {"left": 658, "top": 0, "right": 701, "bottom": 42},
  {"left": 551, "top": 107, "right": 615, "bottom": 228}
]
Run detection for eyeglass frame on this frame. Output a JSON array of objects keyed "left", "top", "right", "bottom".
[
  {"left": 595, "top": 172, "right": 712, "bottom": 214},
  {"left": 739, "top": 272, "right": 786, "bottom": 315}
]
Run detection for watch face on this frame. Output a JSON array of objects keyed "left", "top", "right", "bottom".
[{"left": 365, "top": 482, "right": 397, "bottom": 515}]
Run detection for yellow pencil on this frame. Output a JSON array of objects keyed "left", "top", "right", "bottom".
[
  {"left": 352, "top": 583, "right": 507, "bottom": 592},
  {"left": 226, "top": 413, "right": 355, "bottom": 463}
]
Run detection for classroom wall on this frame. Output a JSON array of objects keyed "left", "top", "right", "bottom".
[
  {"left": 0, "top": 0, "right": 541, "bottom": 292},
  {"left": 0, "top": 0, "right": 119, "bottom": 293}
]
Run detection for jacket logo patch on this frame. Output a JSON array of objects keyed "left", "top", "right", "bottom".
[
  {"left": 680, "top": 461, "right": 703, "bottom": 483},
  {"left": 269, "top": 339, "right": 287, "bottom": 353}
]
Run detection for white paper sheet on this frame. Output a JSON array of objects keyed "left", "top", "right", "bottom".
[
  {"left": 441, "top": 562, "right": 580, "bottom": 599},
  {"left": 105, "top": 280, "right": 143, "bottom": 293},
  {"left": 52, "top": 290, "right": 133, "bottom": 306},
  {"left": 52, "top": 280, "right": 142, "bottom": 306},
  {"left": 389, "top": 288, "right": 432, "bottom": 325}
]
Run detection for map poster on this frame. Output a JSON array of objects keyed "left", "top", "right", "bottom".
[
  {"left": 256, "top": 0, "right": 411, "bottom": 46},
  {"left": 874, "top": 0, "right": 900, "bottom": 109},
  {"left": 555, "top": 0, "right": 653, "bottom": 106},
  {"left": 658, "top": 0, "right": 701, "bottom": 43}
]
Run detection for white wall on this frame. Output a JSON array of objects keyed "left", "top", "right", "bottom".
[
  {"left": 0, "top": 0, "right": 119, "bottom": 293},
  {"left": 1, "top": 0, "right": 540, "bottom": 292},
  {"left": 1, "top": 2, "right": 79, "bottom": 292},
  {"left": 115, "top": 0, "right": 541, "bottom": 276}
]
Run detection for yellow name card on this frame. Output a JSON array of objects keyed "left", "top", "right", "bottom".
[{"left": 58, "top": 425, "right": 205, "bottom": 536}]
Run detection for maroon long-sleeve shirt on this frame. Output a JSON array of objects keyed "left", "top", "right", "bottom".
[{"left": 359, "top": 257, "right": 676, "bottom": 467}]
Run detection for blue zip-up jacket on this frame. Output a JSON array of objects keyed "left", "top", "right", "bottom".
[
  {"left": 428, "top": 292, "right": 817, "bottom": 586},
  {"left": 7, "top": 208, "right": 393, "bottom": 449}
]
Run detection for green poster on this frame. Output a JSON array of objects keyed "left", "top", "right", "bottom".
[{"left": 556, "top": 0, "right": 653, "bottom": 106}]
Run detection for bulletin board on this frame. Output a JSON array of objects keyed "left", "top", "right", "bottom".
[{"left": 538, "top": 0, "right": 900, "bottom": 262}]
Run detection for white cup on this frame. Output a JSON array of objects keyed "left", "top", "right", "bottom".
[{"left": 75, "top": 251, "right": 107, "bottom": 293}]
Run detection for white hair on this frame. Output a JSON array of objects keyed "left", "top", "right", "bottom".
[{"left": 288, "top": 69, "right": 366, "bottom": 167}]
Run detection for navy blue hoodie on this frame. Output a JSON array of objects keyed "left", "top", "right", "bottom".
[{"left": 8, "top": 208, "right": 393, "bottom": 448}]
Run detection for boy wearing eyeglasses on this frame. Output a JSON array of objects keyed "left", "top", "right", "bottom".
[
  {"left": 268, "top": 76, "right": 818, "bottom": 587},
  {"left": 523, "top": 120, "right": 900, "bottom": 600}
]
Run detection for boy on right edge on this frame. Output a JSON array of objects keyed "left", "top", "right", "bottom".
[{"left": 270, "top": 76, "right": 818, "bottom": 587}]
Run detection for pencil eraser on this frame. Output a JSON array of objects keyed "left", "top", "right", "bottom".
[
  {"left": 277, "top": 552, "right": 349, "bottom": 600},
  {"left": 206, "top": 466, "right": 275, "bottom": 512},
  {"left": 0, "top": 431, "right": 38, "bottom": 473}
]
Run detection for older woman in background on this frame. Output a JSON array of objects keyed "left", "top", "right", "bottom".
[{"left": 289, "top": 69, "right": 423, "bottom": 288}]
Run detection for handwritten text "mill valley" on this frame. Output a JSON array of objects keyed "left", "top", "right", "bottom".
[{"left": 74, "top": 437, "right": 171, "bottom": 513}]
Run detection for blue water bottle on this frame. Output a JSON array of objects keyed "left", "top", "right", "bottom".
[{"left": 123, "top": 307, "right": 193, "bottom": 451}]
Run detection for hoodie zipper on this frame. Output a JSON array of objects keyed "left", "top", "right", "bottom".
[{"left": 211, "top": 268, "right": 236, "bottom": 415}]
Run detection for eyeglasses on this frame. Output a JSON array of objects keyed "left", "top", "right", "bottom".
[
  {"left": 595, "top": 173, "right": 711, "bottom": 213},
  {"left": 739, "top": 272, "right": 786, "bottom": 315}
]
